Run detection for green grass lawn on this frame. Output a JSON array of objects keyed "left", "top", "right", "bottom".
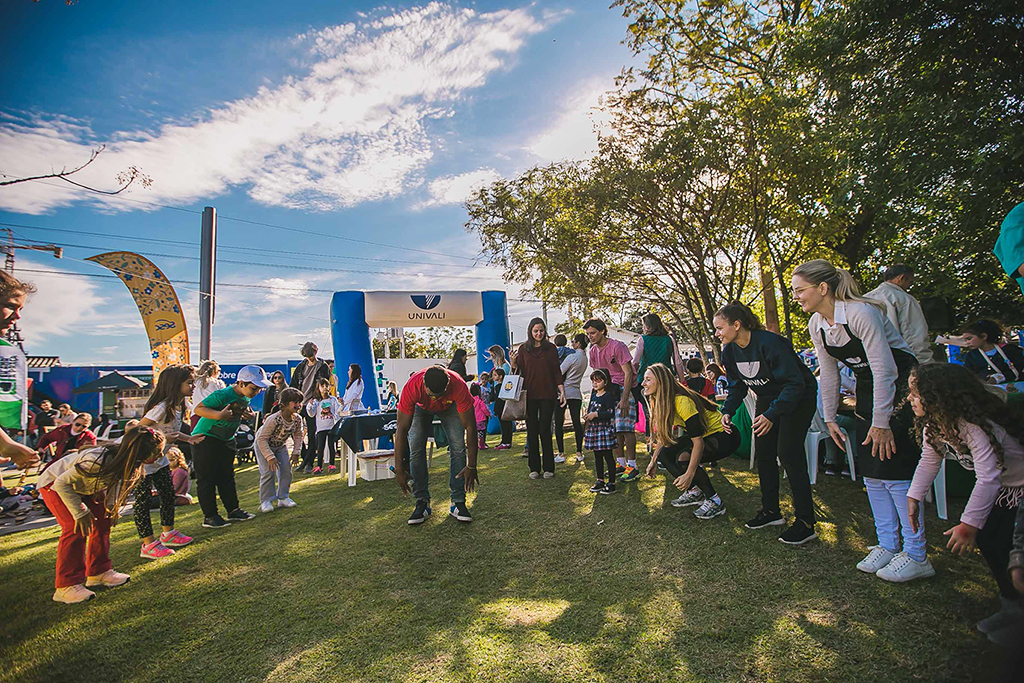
[{"left": 0, "top": 434, "right": 1009, "bottom": 682}]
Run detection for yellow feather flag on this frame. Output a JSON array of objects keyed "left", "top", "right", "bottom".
[{"left": 86, "top": 252, "right": 190, "bottom": 378}]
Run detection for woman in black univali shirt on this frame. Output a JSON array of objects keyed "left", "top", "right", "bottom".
[{"left": 714, "top": 301, "right": 818, "bottom": 546}]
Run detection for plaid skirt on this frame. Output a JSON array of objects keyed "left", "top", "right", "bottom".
[
  {"left": 584, "top": 420, "right": 617, "bottom": 451},
  {"left": 614, "top": 393, "right": 638, "bottom": 433}
]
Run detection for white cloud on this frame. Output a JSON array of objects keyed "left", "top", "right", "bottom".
[
  {"left": 0, "top": 4, "right": 555, "bottom": 214},
  {"left": 415, "top": 167, "right": 501, "bottom": 208},
  {"left": 265, "top": 277, "right": 311, "bottom": 301},
  {"left": 527, "top": 81, "right": 615, "bottom": 162},
  {"left": 15, "top": 259, "right": 109, "bottom": 345}
]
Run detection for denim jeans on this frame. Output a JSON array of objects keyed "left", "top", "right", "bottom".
[
  {"left": 255, "top": 442, "right": 292, "bottom": 504},
  {"left": 864, "top": 477, "right": 926, "bottom": 562},
  {"left": 408, "top": 404, "right": 467, "bottom": 504}
]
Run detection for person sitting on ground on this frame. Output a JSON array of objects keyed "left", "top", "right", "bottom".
[
  {"left": 960, "top": 319, "right": 1024, "bottom": 384},
  {"left": 683, "top": 358, "right": 717, "bottom": 398},
  {"left": 393, "top": 365, "right": 479, "bottom": 525},
  {"left": 167, "top": 448, "right": 193, "bottom": 506},
  {"left": 643, "top": 363, "right": 740, "bottom": 520},
  {"left": 37, "top": 414, "right": 97, "bottom": 469}
]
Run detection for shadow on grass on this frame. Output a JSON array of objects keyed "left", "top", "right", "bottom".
[{"left": 0, "top": 439, "right": 1008, "bottom": 683}]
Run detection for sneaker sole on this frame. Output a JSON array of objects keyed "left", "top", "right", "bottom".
[
  {"left": 408, "top": 512, "right": 432, "bottom": 525},
  {"left": 53, "top": 593, "right": 95, "bottom": 604},
  {"left": 599, "top": 489, "right": 618, "bottom": 495},
  {"left": 745, "top": 518, "right": 785, "bottom": 529},
  {"left": 162, "top": 542, "right": 191, "bottom": 548},
  {"left": 876, "top": 568, "right": 935, "bottom": 583},
  {"left": 202, "top": 522, "right": 231, "bottom": 528},
  {"left": 85, "top": 577, "right": 130, "bottom": 589},
  {"left": 671, "top": 499, "right": 705, "bottom": 508},
  {"left": 451, "top": 514, "right": 473, "bottom": 523},
  {"left": 139, "top": 551, "right": 174, "bottom": 560},
  {"left": 695, "top": 508, "right": 726, "bottom": 520},
  {"left": 779, "top": 532, "right": 818, "bottom": 546}
]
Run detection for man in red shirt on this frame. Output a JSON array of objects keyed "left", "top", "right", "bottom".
[
  {"left": 37, "top": 413, "right": 97, "bottom": 469},
  {"left": 394, "top": 365, "right": 479, "bottom": 525}
]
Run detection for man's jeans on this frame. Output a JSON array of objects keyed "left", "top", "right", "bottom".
[{"left": 408, "top": 404, "right": 467, "bottom": 504}]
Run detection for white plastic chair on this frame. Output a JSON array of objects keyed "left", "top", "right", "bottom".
[
  {"left": 923, "top": 458, "right": 948, "bottom": 521},
  {"left": 803, "top": 410, "right": 856, "bottom": 485}
]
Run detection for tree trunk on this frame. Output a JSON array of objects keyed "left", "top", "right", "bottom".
[{"left": 758, "top": 242, "right": 780, "bottom": 333}]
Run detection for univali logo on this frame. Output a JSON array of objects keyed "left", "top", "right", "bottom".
[
  {"left": 411, "top": 295, "right": 441, "bottom": 310},
  {"left": 409, "top": 294, "right": 445, "bottom": 320}
]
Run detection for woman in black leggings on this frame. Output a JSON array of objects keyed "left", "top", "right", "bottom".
[
  {"left": 555, "top": 333, "right": 588, "bottom": 464},
  {"left": 714, "top": 301, "right": 819, "bottom": 546}
]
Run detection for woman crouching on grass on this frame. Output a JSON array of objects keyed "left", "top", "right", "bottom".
[
  {"left": 642, "top": 363, "right": 740, "bottom": 520},
  {"left": 37, "top": 427, "right": 166, "bottom": 604}
]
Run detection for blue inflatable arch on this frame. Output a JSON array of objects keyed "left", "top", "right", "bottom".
[{"left": 330, "top": 290, "right": 511, "bottom": 411}]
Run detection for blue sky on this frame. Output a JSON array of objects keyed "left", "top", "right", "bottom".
[{"left": 0, "top": 1, "right": 634, "bottom": 364}]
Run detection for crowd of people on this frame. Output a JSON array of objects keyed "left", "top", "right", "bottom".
[{"left": 3, "top": 250, "right": 1024, "bottom": 653}]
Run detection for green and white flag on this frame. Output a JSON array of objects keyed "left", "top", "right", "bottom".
[{"left": 0, "top": 339, "right": 28, "bottom": 432}]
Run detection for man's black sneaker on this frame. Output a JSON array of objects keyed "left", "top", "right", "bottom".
[
  {"left": 408, "top": 500, "right": 432, "bottom": 525},
  {"left": 744, "top": 510, "right": 785, "bottom": 529},
  {"left": 227, "top": 509, "right": 255, "bottom": 521},
  {"left": 589, "top": 480, "right": 606, "bottom": 493},
  {"left": 449, "top": 502, "right": 473, "bottom": 523},
  {"left": 600, "top": 483, "right": 617, "bottom": 495},
  {"left": 779, "top": 521, "right": 818, "bottom": 546},
  {"left": 202, "top": 515, "right": 231, "bottom": 528}
]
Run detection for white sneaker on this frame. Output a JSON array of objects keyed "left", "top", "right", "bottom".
[
  {"left": 554, "top": 455, "right": 566, "bottom": 463},
  {"left": 856, "top": 545, "right": 895, "bottom": 574},
  {"left": 529, "top": 472, "right": 540, "bottom": 479},
  {"left": 575, "top": 454, "right": 584, "bottom": 464},
  {"left": 543, "top": 471, "right": 555, "bottom": 479},
  {"left": 259, "top": 501, "right": 274, "bottom": 514},
  {"left": 278, "top": 498, "right": 297, "bottom": 508},
  {"left": 85, "top": 570, "right": 130, "bottom": 588},
  {"left": 875, "top": 552, "right": 935, "bottom": 583},
  {"left": 53, "top": 584, "right": 95, "bottom": 604}
]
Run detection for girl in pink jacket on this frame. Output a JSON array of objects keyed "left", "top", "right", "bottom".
[{"left": 470, "top": 383, "right": 491, "bottom": 450}]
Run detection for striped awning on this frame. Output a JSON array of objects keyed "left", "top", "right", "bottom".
[{"left": 27, "top": 356, "right": 60, "bottom": 369}]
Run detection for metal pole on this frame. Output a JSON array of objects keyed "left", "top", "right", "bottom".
[{"left": 199, "top": 206, "right": 217, "bottom": 361}]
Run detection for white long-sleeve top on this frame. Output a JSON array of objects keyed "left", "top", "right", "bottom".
[
  {"left": 909, "top": 420, "right": 1024, "bottom": 528},
  {"left": 37, "top": 448, "right": 123, "bottom": 520},
  {"left": 306, "top": 396, "right": 343, "bottom": 433},
  {"left": 341, "top": 378, "right": 364, "bottom": 412},
  {"left": 809, "top": 300, "right": 914, "bottom": 429},
  {"left": 865, "top": 281, "right": 933, "bottom": 364}
]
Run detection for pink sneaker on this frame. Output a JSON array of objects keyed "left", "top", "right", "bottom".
[
  {"left": 494, "top": 444, "right": 510, "bottom": 451},
  {"left": 140, "top": 540, "right": 175, "bottom": 560},
  {"left": 160, "top": 529, "right": 192, "bottom": 548},
  {"left": 312, "top": 467, "right": 322, "bottom": 474},
  {"left": 327, "top": 465, "right": 337, "bottom": 473}
]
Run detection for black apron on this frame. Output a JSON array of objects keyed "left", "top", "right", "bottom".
[{"left": 819, "top": 323, "right": 920, "bottom": 480}]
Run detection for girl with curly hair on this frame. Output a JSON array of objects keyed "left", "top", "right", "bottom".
[{"left": 906, "top": 363, "right": 1024, "bottom": 640}]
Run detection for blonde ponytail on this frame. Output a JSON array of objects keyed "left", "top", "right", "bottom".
[{"left": 793, "top": 259, "right": 886, "bottom": 311}]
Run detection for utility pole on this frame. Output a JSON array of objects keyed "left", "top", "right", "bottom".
[
  {"left": 199, "top": 207, "right": 217, "bottom": 361},
  {"left": 3, "top": 228, "right": 62, "bottom": 350}
]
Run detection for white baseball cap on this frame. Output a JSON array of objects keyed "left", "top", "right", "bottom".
[{"left": 237, "top": 365, "right": 273, "bottom": 388}]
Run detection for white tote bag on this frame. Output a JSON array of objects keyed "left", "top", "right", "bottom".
[{"left": 498, "top": 373, "right": 524, "bottom": 401}]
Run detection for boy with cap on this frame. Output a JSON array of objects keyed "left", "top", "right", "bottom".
[{"left": 192, "top": 365, "right": 272, "bottom": 528}]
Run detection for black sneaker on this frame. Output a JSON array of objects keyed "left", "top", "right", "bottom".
[
  {"left": 744, "top": 509, "right": 785, "bottom": 529},
  {"left": 600, "top": 483, "right": 617, "bottom": 495},
  {"left": 408, "top": 500, "right": 432, "bottom": 525},
  {"left": 614, "top": 464, "right": 626, "bottom": 475},
  {"left": 779, "top": 520, "right": 817, "bottom": 545},
  {"left": 202, "top": 515, "right": 231, "bottom": 528},
  {"left": 449, "top": 502, "right": 472, "bottom": 523},
  {"left": 589, "top": 480, "right": 606, "bottom": 493},
  {"left": 227, "top": 508, "right": 255, "bottom": 521}
]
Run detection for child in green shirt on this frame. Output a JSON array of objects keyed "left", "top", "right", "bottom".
[{"left": 192, "top": 365, "right": 272, "bottom": 528}]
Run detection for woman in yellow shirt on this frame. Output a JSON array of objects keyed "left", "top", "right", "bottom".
[{"left": 642, "top": 363, "right": 739, "bottom": 519}]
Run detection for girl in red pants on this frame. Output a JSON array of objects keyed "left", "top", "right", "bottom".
[{"left": 38, "top": 427, "right": 166, "bottom": 604}]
